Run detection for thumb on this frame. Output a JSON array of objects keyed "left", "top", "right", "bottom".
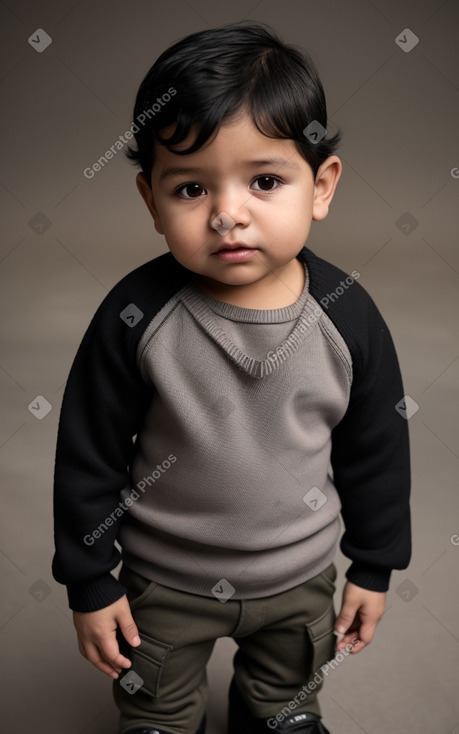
[
  {"left": 334, "top": 599, "right": 358, "bottom": 637},
  {"left": 116, "top": 599, "right": 141, "bottom": 647}
]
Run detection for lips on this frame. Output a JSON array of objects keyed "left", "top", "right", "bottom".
[
  {"left": 212, "top": 245, "right": 258, "bottom": 263},
  {"left": 214, "top": 242, "right": 253, "bottom": 253}
]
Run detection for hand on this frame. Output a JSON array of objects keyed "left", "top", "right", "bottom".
[
  {"left": 334, "top": 581, "right": 386, "bottom": 654},
  {"left": 73, "top": 595, "right": 141, "bottom": 679}
]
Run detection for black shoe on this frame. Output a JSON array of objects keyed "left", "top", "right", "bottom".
[
  {"left": 228, "top": 678, "right": 330, "bottom": 733},
  {"left": 126, "top": 715, "right": 206, "bottom": 734}
]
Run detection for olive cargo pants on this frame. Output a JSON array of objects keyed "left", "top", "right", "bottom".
[{"left": 114, "top": 562, "right": 337, "bottom": 734}]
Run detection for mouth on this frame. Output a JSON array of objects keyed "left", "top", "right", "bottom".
[
  {"left": 212, "top": 244, "right": 258, "bottom": 263},
  {"left": 213, "top": 242, "right": 253, "bottom": 253}
]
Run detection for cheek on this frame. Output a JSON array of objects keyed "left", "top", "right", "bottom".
[
  {"left": 166, "top": 201, "right": 207, "bottom": 231},
  {"left": 266, "top": 195, "right": 312, "bottom": 231},
  {"left": 163, "top": 217, "right": 208, "bottom": 260}
]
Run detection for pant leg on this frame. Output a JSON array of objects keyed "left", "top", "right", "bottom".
[
  {"left": 113, "top": 563, "right": 236, "bottom": 734},
  {"left": 232, "top": 563, "right": 337, "bottom": 719}
]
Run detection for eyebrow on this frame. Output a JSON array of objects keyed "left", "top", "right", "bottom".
[{"left": 158, "top": 157, "right": 300, "bottom": 182}]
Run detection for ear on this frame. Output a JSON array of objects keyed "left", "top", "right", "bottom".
[
  {"left": 312, "top": 156, "right": 342, "bottom": 221},
  {"left": 136, "top": 172, "right": 165, "bottom": 235}
]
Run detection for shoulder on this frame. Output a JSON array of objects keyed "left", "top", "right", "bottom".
[
  {"left": 298, "top": 247, "right": 392, "bottom": 377},
  {"left": 71, "top": 251, "right": 196, "bottom": 375},
  {"left": 299, "top": 246, "right": 375, "bottom": 313},
  {"left": 90, "top": 251, "right": 195, "bottom": 340},
  {"left": 103, "top": 250, "right": 194, "bottom": 312}
]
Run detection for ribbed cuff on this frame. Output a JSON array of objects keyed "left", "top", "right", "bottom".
[
  {"left": 67, "top": 573, "right": 127, "bottom": 612},
  {"left": 345, "top": 563, "right": 391, "bottom": 592}
]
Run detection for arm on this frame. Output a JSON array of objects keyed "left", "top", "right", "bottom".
[
  {"left": 330, "top": 309, "right": 411, "bottom": 593},
  {"left": 52, "top": 289, "right": 154, "bottom": 612},
  {"left": 51, "top": 288, "right": 154, "bottom": 675},
  {"left": 300, "top": 247, "right": 411, "bottom": 652},
  {"left": 330, "top": 303, "right": 411, "bottom": 652},
  {"left": 52, "top": 254, "right": 194, "bottom": 676}
]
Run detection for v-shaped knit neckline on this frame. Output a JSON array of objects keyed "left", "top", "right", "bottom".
[{"left": 178, "top": 261, "right": 323, "bottom": 378}]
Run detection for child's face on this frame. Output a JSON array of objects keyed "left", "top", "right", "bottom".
[{"left": 137, "top": 111, "right": 340, "bottom": 294}]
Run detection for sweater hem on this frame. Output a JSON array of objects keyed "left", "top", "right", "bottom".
[{"left": 120, "top": 544, "right": 339, "bottom": 601}]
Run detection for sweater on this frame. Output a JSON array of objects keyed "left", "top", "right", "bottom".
[
  {"left": 52, "top": 246, "right": 411, "bottom": 612},
  {"left": 119, "top": 260, "right": 348, "bottom": 598}
]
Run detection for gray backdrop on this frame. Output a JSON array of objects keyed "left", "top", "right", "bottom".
[{"left": 1, "top": 1, "right": 458, "bottom": 732}]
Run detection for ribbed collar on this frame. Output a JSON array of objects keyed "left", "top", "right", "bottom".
[{"left": 178, "top": 260, "right": 323, "bottom": 378}]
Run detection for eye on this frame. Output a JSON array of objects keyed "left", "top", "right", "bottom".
[
  {"left": 175, "top": 183, "right": 206, "bottom": 199},
  {"left": 251, "top": 175, "right": 282, "bottom": 192}
]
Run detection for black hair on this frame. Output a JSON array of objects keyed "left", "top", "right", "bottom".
[{"left": 126, "top": 22, "right": 340, "bottom": 186}]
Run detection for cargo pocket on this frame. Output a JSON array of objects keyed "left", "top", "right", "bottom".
[
  {"left": 318, "top": 562, "right": 337, "bottom": 594},
  {"left": 305, "top": 599, "right": 336, "bottom": 677},
  {"left": 129, "top": 631, "right": 173, "bottom": 698}
]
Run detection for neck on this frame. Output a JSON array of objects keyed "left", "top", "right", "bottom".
[{"left": 196, "top": 256, "right": 306, "bottom": 310}]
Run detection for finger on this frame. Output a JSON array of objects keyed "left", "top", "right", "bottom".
[
  {"left": 336, "top": 628, "right": 361, "bottom": 653},
  {"left": 117, "top": 607, "right": 141, "bottom": 647},
  {"left": 334, "top": 605, "right": 358, "bottom": 638},
  {"left": 339, "top": 619, "right": 381, "bottom": 653},
  {"left": 342, "top": 613, "right": 382, "bottom": 653},
  {"left": 357, "top": 619, "right": 379, "bottom": 648},
  {"left": 97, "top": 633, "right": 133, "bottom": 671},
  {"left": 80, "top": 641, "right": 125, "bottom": 679},
  {"left": 341, "top": 634, "right": 363, "bottom": 653}
]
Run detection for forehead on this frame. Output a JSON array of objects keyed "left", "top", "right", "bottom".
[{"left": 152, "top": 111, "right": 305, "bottom": 180}]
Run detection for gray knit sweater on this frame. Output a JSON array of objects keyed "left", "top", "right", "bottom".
[{"left": 119, "top": 262, "right": 352, "bottom": 598}]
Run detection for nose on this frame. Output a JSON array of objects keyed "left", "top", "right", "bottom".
[{"left": 209, "top": 188, "right": 251, "bottom": 236}]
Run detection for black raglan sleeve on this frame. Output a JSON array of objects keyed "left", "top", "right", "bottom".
[
  {"left": 303, "top": 248, "right": 411, "bottom": 592},
  {"left": 330, "top": 300, "right": 411, "bottom": 591},
  {"left": 52, "top": 253, "right": 195, "bottom": 612},
  {"left": 51, "top": 278, "right": 156, "bottom": 612}
]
